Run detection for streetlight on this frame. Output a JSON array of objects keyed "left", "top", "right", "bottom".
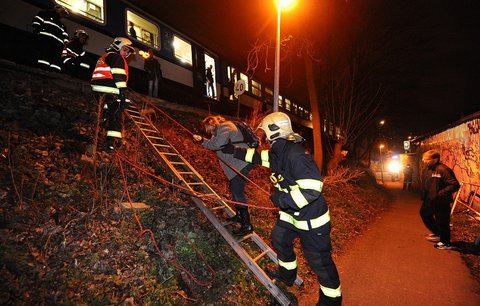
[
  {"left": 379, "top": 144, "right": 385, "bottom": 184},
  {"left": 273, "top": 0, "right": 297, "bottom": 112}
]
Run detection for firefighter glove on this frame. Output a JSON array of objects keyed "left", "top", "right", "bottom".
[{"left": 270, "top": 191, "right": 288, "bottom": 210}]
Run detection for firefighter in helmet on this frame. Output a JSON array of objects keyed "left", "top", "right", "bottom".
[
  {"left": 32, "top": 5, "right": 69, "bottom": 71},
  {"left": 62, "top": 29, "right": 90, "bottom": 79},
  {"left": 91, "top": 37, "right": 135, "bottom": 151},
  {"left": 223, "top": 112, "right": 342, "bottom": 305}
]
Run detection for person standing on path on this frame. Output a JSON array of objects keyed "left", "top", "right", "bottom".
[
  {"left": 403, "top": 163, "right": 413, "bottom": 191},
  {"left": 420, "top": 149, "right": 459, "bottom": 250}
]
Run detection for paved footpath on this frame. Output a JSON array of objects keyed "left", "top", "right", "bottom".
[{"left": 334, "top": 181, "right": 480, "bottom": 306}]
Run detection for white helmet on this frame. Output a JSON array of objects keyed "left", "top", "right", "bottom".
[
  {"left": 110, "top": 37, "right": 135, "bottom": 54},
  {"left": 257, "top": 112, "right": 294, "bottom": 141}
]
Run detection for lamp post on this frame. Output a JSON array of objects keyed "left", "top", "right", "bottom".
[
  {"left": 273, "top": 0, "right": 296, "bottom": 112},
  {"left": 379, "top": 144, "right": 385, "bottom": 184}
]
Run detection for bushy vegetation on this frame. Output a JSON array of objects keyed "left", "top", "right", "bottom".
[{"left": 0, "top": 64, "right": 392, "bottom": 305}]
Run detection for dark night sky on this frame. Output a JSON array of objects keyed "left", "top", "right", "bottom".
[{"left": 134, "top": 0, "right": 479, "bottom": 141}]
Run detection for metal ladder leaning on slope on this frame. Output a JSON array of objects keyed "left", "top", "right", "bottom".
[{"left": 124, "top": 102, "right": 303, "bottom": 306}]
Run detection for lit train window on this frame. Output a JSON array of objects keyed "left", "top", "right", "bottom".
[
  {"left": 173, "top": 35, "right": 192, "bottom": 65},
  {"left": 126, "top": 10, "right": 160, "bottom": 49},
  {"left": 228, "top": 66, "right": 237, "bottom": 82},
  {"left": 293, "top": 103, "right": 298, "bottom": 114},
  {"left": 278, "top": 95, "right": 283, "bottom": 108},
  {"left": 240, "top": 73, "right": 249, "bottom": 92},
  {"left": 251, "top": 80, "right": 262, "bottom": 97},
  {"left": 56, "top": 0, "right": 105, "bottom": 23},
  {"left": 285, "top": 98, "right": 291, "bottom": 111},
  {"left": 265, "top": 87, "right": 273, "bottom": 104}
]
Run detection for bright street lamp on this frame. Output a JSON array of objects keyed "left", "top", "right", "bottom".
[
  {"left": 379, "top": 144, "right": 385, "bottom": 184},
  {"left": 273, "top": 0, "right": 297, "bottom": 112}
]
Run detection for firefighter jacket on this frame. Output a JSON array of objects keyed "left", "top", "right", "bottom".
[
  {"left": 234, "top": 138, "right": 330, "bottom": 231},
  {"left": 32, "top": 10, "right": 68, "bottom": 46},
  {"left": 421, "top": 162, "right": 459, "bottom": 204},
  {"left": 91, "top": 52, "right": 129, "bottom": 95},
  {"left": 62, "top": 39, "right": 90, "bottom": 69},
  {"left": 202, "top": 121, "right": 249, "bottom": 180}
]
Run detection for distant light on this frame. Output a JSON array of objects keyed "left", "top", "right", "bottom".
[
  {"left": 379, "top": 144, "right": 385, "bottom": 149},
  {"left": 392, "top": 155, "right": 399, "bottom": 159},
  {"left": 379, "top": 120, "right": 385, "bottom": 126},
  {"left": 388, "top": 160, "right": 401, "bottom": 174},
  {"left": 139, "top": 50, "right": 149, "bottom": 59}
]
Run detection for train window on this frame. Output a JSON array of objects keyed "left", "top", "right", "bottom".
[
  {"left": 293, "top": 103, "right": 298, "bottom": 114},
  {"left": 285, "top": 98, "right": 291, "bottom": 111},
  {"left": 240, "top": 74, "right": 249, "bottom": 92},
  {"left": 126, "top": 10, "right": 160, "bottom": 49},
  {"left": 56, "top": 0, "right": 105, "bottom": 23},
  {"left": 251, "top": 80, "right": 262, "bottom": 97},
  {"left": 265, "top": 87, "right": 273, "bottom": 104},
  {"left": 278, "top": 95, "right": 283, "bottom": 108},
  {"left": 227, "top": 66, "right": 237, "bottom": 82},
  {"left": 173, "top": 35, "right": 192, "bottom": 65}
]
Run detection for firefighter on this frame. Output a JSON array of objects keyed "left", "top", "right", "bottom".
[
  {"left": 91, "top": 37, "right": 135, "bottom": 151},
  {"left": 193, "top": 115, "right": 254, "bottom": 236},
  {"left": 32, "top": 5, "right": 69, "bottom": 72},
  {"left": 62, "top": 29, "right": 90, "bottom": 79},
  {"left": 223, "top": 112, "right": 342, "bottom": 305}
]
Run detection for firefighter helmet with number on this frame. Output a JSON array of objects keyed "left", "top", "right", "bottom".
[
  {"left": 74, "top": 29, "right": 89, "bottom": 39},
  {"left": 110, "top": 37, "right": 135, "bottom": 54},
  {"left": 257, "top": 112, "right": 294, "bottom": 141}
]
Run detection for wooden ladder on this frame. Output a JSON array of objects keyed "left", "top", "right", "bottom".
[{"left": 124, "top": 102, "right": 303, "bottom": 306}]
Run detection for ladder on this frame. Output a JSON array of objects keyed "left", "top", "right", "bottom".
[{"left": 124, "top": 102, "right": 303, "bottom": 306}]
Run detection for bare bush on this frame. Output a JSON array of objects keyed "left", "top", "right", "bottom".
[{"left": 324, "top": 166, "right": 364, "bottom": 188}]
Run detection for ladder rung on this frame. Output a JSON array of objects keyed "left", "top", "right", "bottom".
[
  {"left": 129, "top": 115, "right": 143, "bottom": 119},
  {"left": 147, "top": 135, "right": 164, "bottom": 140},
  {"left": 159, "top": 152, "right": 178, "bottom": 156},
  {"left": 187, "top": 182, "right": 204, "bottom": 186},
  {"left": 178, "top": 171, "right": 194, "bottom": 175},
  {"left": 253, "top": 250, "right": 270, "bottom": 262},
  {"left": 136, "top": 122, "right": 150, "bottom": 126},
  {"left": 126, "top": 109, "right": 140, "bottom": 114},
  {"left": 236, "top": 233, "right": 254, "bottom": 243},
  {"left": 141, "top": 128, "right": 157, "bottom": 133},
  {"left": 153, "top": 143, "right": 170, "bottom": 148},
  {"left": 210, "top": 205, "right": 226, "bottom": 211},
  {"left": 169, "top": 162, "right": 185, "bottom": 165}
]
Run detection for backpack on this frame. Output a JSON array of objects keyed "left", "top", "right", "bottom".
[{"left": 231, "top": 121, "right": 259, "bottom": 148}]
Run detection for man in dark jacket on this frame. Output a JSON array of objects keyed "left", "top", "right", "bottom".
[
  {"left": 224, "top": 112, "right": 342, "bottom": 306},
  {"left": 144, "top": 49, "right": 162, "bottom": 97},
  {"left": 421, "top": 149, "right": 459, "bottom": 250},
  {"left": 32, "top": 5, "right": 69, "bottom": 72},
  {"left": 62, "top": 29, "right": 90, "bottom": 79},
  {"left": 91, "top": 37, "right": 135, "bottom": 151},
  {"left": 193, "top": 115, "right": 254, "bottom": 236}
]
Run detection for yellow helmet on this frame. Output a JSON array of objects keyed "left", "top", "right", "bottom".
[{"left": 257, "top": 112, "right": 294, "bottom": 141}]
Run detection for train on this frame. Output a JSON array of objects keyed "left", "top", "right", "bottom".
[{"left": 0, "top": 0, "right": 313, "bottom": 129}]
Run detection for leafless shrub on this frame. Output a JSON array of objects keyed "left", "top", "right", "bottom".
[{"left": 324, "top": 166, "right": 364, "bottom": 188}]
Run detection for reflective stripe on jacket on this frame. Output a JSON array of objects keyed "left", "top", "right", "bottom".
[
  {"left": 32, "top": 10, "right": 68, "bottom": 45},
  {"left": 91, "top": 52, "right": 129, "bottom": 94},
  {"left": 235, "top": 138, "right": 329, "bottom": 230}
]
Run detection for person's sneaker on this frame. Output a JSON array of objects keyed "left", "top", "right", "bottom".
[
  {"left": 434, "top": 242, "right": 453, "bottom": 250},
  {"left": 425, "top": 234, "right": 440, "bottom": 242}
]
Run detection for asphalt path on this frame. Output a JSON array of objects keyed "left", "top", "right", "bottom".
[{"left": 334, "top": 181, "right": 480, "bottom": 306}]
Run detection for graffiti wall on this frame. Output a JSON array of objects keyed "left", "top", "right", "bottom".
[{"left": 416, "top": 115, "right": 480, "bottom": 204}]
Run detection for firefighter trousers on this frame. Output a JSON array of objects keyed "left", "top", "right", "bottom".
[
  {"left": 272, "top": 221, "right": 342, "bottom": 306},
  {"left": 102, "top": 94, "right": 126, "bottom": 140}
]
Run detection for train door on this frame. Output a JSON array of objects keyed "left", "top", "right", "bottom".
[{"left": 204, "top": 54, "right": 217, "bottom": 100}]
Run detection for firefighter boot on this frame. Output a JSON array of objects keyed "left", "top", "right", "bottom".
[
  {"left": 226, "top": 213, "right": 242, "bottom": 223},
  {"left": 232, "top": 209, "right": 253, "bottom": 236},
  {"left": 266, "top": 269, "right": 294, "bottom": 287}
]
